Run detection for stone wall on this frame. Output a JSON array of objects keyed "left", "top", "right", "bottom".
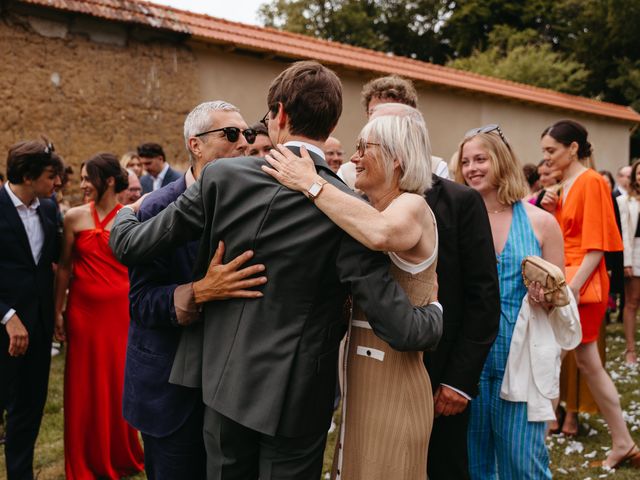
[{"left": 0, "top": 5, "right": 198, "bottom": 201}]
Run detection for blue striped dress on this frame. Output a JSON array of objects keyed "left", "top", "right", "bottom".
[{"left": 467, "top": 201, "right": 552, "bottom": 479}]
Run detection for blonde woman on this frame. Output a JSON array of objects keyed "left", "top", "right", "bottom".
[
  {"left": 120, "top": 151, "right": 143, "bottom": 177},
  {"left": 264, "top": 110, "right": 438, "bottom": 479},
  {"left": 456, "top": 125, "right": 565, "bottom": 479},
  {"left": 617, "top": 159, "right": 640, "bottom": 365}
]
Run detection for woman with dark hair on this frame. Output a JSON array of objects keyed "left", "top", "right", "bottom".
[
  {"left": 541, "top": 120, "right": 639, "bottom": 469},
  {"left": 599, "top": 170, "right": 615, "bottom": 190},
  {"left": 54, "top": 153, "right": 144, "bottom": 479},
  {"left": 616, "top": 159, "right": 640, "bottom": 365}
]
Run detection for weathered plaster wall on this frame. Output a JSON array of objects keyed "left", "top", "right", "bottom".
[{"left": 0, "top": 7, "right": 198, "bottom": 194}]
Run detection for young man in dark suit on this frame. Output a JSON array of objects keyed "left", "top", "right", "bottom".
[
  {"left": 138, "top": 142, "right": 182, "bottom": 194},
  {"left": 110, "top": 61, "right": 442, "bottom": 480},
  {"left": 124, "top": 100, "right": 266, "bottom": 480},
  {"left": 0, "top": 140, "right": 63, "bottom": 480}
]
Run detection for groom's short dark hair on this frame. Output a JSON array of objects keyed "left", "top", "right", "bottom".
[{"left": 267, "top": 61, "right": 342, "bottom": 142}]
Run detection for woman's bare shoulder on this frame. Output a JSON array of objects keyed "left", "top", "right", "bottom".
[
  {"left": 64, "top": 204, "right": 90, "bottom": 226},
  {"left": 522, "top": 200, "right": 562, "bottom": 241}
]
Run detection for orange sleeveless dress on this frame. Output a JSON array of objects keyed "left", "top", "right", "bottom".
[
  {"left": 554, "top": 169, "right": 622, "bottom": 343},
  {"left": 64, "top": 202, "right": 144, "bottom": 479}
]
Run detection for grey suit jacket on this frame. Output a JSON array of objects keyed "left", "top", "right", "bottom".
[{"left": 110, "top": 148, "right": 442, "bottom": 437}]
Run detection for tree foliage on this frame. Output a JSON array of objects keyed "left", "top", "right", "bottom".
[
  {"left": 258, "top": 0, "right": 451, "bottom": 63},
  {"left": 446, "top": 27, "right": 589, "bottom": 94},
  {"left": 258, "top": 0, "right": 640, "bottom": 149}
]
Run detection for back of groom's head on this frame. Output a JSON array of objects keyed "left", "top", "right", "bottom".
[{"left": 267, "top": 61, "right": 342, "bottom": 142}]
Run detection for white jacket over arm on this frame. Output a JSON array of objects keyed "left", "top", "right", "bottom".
[
  {"left": 617, "top": 194, "right": 638, "bottom": 270},
  {"left": 500, "top": 290, "right": 582, "bottom": 422}
]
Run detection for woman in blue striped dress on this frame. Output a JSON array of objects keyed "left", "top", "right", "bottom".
[{"left": 454, "top": 125, "right": 565, "bottom": 479}]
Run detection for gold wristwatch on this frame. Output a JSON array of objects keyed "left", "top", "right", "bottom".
[{"left": 306, "top": 177, "right": 327, "bottom": 201}]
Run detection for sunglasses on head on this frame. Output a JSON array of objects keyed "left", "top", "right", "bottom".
[
  {"left": 465, "top": 124, "right": 511, "bottom": 150},
  {"left": 195, "top": 127, "right": 256, "bottom": 144},
  {"left": 355, "top": 138, "right": 380, "bottom": 158}
]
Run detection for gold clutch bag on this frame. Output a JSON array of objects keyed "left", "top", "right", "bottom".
[{"left": 521, "top": 256, "right": 570, "bottom": 307}]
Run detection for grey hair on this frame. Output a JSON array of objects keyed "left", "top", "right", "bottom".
[
  {"left": 183, "top": 100, "right": 240, "bottom": 153},
  {"left": 362, "top": 105, "right": 432, "bottom": 193}
]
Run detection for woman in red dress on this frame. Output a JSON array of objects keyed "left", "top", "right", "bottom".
[
  {"left": 54, "top": 153, "right": 144, "bottom": 479},
  {"left": 542, "top": 120, "right": 639, "bottom": 470}
]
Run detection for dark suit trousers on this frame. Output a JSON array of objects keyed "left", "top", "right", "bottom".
[
  {"left": 203, "top": 407, "right": 327, "bottom": 480},
  {"left": 142, "top": 401, "right": 206, "bottom": 480},
  {"left": 427, "top": 407, "right": 471, "bottom": 480},
  {"left": 0, "top": 325, "right": 51, "bottom": 480}
]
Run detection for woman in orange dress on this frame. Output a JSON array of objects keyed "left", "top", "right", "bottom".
[
  {"left": 542, "top": 120, "right": 639, "bottom": 469},
  {"left": 54, "top": 153, "right": 144, "bottom": 479}
]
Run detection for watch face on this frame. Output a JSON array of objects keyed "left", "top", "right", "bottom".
[{"left": 308, "top": 182, "right": 322, "bottom": 197}]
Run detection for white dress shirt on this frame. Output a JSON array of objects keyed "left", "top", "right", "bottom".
[
  {"left": 152, "top": 163, "right": 170, "bottom": 191},
  {"left": 2, "top": 183, "right": 45, "bottom": 325},
  {"left": 283, "top": 141, "right": 326, "bottom": 160}
]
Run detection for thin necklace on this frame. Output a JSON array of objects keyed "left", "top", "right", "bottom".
[{"left": 488, "top": 206, "right": 508, "bottom": 214}]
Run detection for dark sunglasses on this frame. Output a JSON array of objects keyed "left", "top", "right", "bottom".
[
  {"left": 356, "top": 138, "right": 380, "bottom": 158},
  {"left": 195, "top": 127, "right": 256, "bottom": 144},
  {"left": 464, "top": 124, "right": 511, "bottom": 150}
]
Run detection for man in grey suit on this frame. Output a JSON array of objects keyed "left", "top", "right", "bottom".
[{"left": 110, "top": 61, "right": 442, "bottom": 480}]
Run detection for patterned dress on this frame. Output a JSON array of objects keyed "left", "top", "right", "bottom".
[{"left": 467, "top": 201, "right": 552, "bottom": 479}]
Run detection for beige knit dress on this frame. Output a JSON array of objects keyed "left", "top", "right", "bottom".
[{"left": 332, "top": 242, "right": 437, "bottom": 480}]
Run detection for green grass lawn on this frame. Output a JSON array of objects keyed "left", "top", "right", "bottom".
[{"left": 1, "top": 321, "right": 639, "bottom": 479}]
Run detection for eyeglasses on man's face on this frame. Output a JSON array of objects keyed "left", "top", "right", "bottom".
[
  {"left": 195, "top": 127, "right": 256, "bottom": 144},
  {"left": 356, "top": 138, "right": 380, "bottom": 158},
  {"left": 464, "top": 124, "right": 511, "bottom": 150},
  {"left": 261, "top": 110, "right": 271, "bottom": 128}
]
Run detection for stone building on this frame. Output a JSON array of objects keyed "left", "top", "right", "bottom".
[{"left": 1, "top": 0, "right": 639, "bottom": 186}]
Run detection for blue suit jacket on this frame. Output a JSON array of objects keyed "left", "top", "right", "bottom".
[
  {"left": 122, "top": 176, "right": 200, "bottom": 437},
  {"left": 140, "top": 165, "right": 182, "bottom": 194}
]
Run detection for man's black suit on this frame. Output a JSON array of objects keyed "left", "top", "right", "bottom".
[
  {"left": 424, "top": 176, "right": 500, "bottom": 480},
  {"left": 0, "top": 187, "right": 60, "bottom": 480},
  {"left": 111, "top": 148, "right": 443, "bottom": 479}
]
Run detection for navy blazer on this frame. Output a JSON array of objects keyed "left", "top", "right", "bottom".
[
  {"left": 0, "top": 187, "right": 59, "bottom": 337},
  {"left": 140, "top": 165, "right": 182, "bottom": 194},
  {"left": 122, "top": 176, "right": 200, "bottom": 437}
]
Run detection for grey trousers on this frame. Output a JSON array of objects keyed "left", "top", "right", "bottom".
[{"left": 203, "top": 407, "right": 327, "bottom": 480}]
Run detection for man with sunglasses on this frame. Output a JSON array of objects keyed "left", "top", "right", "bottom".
[
  {"left": 110, "top": 61, "right": 441, "bottom": 480},
  {"left": 123, "top": 100, "right": 265, "bottom": 480}
]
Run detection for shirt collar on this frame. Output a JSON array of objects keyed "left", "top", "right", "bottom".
[
  {"left": 155, "top": 162, "right": 170, "bottom": 180},
  {"left": 185, "top": 167, "right": 196, "bottom": 188},
  {"left": 283, "top": 141, "right": 325, "bottom": 160},
  {"left": 5, "top": 183, "right": 40, "bottom": 210}
]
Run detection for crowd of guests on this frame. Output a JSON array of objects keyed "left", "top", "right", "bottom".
[{"left": 1, "top": 59, "right": 640, "bottom": 480}]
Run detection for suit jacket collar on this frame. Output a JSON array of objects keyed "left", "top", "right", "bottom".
[
  {"left": 425, "top": 173, "right": 442, "bottom": 209},
  {"left": 0, "top": 187, "right": 36, "bottom": 263},
  {"left": 285, "top": 145, "right": 339, "bottom": 180}
]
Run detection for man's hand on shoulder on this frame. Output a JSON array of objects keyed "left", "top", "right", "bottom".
[
  {"left": 434, "top": 384, "right": 469, "bottom": 417},
  {"left": 192, "top": 241, "right": 267, "bottom": 304},
  {"left": 5, "top": 313, "right": 29, "bottom": 356}
]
